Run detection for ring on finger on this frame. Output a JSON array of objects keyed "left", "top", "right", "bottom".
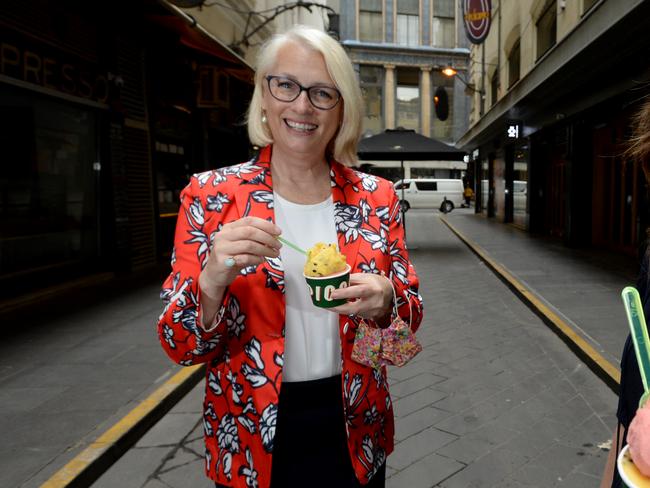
[{"left": 224, "top": 256, "right": 237, "bottom": 268}]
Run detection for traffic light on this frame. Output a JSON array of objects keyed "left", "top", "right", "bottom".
[{"left": 434, "top": 86, "right": 449, "bottom": 121}]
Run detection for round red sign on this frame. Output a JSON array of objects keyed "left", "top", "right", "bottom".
[{"left": 463, "top": 0, "right": 492, "bottom": 45}]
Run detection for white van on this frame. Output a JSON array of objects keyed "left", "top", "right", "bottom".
[{"left": 393, "top": 178, "right": 464, "bottom": 212}]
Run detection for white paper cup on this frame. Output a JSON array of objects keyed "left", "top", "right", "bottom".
[{"left": 618, "top": 445, "right": 650, "bottom": 488}]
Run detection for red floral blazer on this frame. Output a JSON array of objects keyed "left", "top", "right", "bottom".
[{"left": 157, "top": 145, "right": 423, "bottom": 488}]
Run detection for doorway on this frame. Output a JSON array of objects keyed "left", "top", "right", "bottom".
[{"left": 592, "top": 122, "right": 638, "bottom": 255}]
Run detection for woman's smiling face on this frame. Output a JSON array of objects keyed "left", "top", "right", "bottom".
[{"left": 262, "top": 41, "right": 342, "bottom": 161}]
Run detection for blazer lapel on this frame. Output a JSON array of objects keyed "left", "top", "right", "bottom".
[
  {"left": 330, "top": 162, "right": 363, "bottom": 272},
  {"left": 232, "top": 146, "right": 285, "bottom": 285},
  {"left": 233, "top": 145, "right": 274, "bottom": 219}
]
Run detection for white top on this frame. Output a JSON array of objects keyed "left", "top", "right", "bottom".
[{"left": 273, "top": 191, "right": 342, "bottom": 382}]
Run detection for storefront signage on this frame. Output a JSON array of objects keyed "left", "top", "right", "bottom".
[
  {"left": 506, "top": 120, "right": 522, "bottom": 140},
  {"left": 1, "top": 35, "right": 109, "bottom": 103},
  {"left": 462, "top": 0, "right": 492, "bottom": 45}
]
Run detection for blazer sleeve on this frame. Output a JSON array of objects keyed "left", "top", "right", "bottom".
[{"left": 157, "top": 175, "right": 233, "bottom": 366}]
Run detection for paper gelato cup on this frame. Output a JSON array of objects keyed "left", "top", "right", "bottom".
[
  {"left": 303, "top": 264, "right": 351, "bottom": 308},
  {"left": 618, "top": 445, "right": 650, "bottom": 488}
]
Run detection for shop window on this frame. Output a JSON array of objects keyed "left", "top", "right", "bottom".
[
  {"left": 396, "top": 0, "right": 419, "bottom": 46},
  {"left": 359, "top": 65, "right": 384, "bottom": 135},
  {"left": 508, "top": 40, "right": 520, "bottom": 88},
  {"left": 513, "top": 144, "right": 529, "bottom": 228},
  {"left": 359, "top": 0, "right": 383, "bottom": 42},
  {"left": 197, "top": 66, "right": 229, "bottom": 108},
  {"left": 582, "top": 0, "right": 598, "bottom": 15},
  {"left": 0, "top": 88, "right": 98, "bottom": 286},
  {"left": 432, "top": 0, "right": 455, "bottom": 48},
  {"left": 536, "top": 1, "right": 557, "bottom": 60},
  {"left": 396, "top": 68, "right": 420, "bottom": 131},
  {"left": 481, "top": 158, "right": 489, "bottom": 213}
]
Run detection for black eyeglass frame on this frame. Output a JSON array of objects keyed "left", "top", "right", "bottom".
[{"left": 265, "top": 75, "right": 342, "bottom": 110}]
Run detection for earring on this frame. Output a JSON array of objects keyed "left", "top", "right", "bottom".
[{"left": 262, "top": 112, "right": 267, "bottom": 124}]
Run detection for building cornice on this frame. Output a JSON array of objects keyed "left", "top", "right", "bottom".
[{"left": 456, "top": 0, "right": 648, "bottom": 151}]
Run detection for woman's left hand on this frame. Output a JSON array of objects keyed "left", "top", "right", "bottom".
[{"left": 329, "top": 273, "right": 393, "bottom": 322}]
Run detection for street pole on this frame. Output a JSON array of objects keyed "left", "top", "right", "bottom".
[
  {"left": 400, "top": 159, "right": 406, "bottom": 231},
  {"left": 480, "top": 43, "right": 486, "bottom": 117}
]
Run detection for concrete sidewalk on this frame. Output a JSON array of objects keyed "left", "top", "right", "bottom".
[
  {"left": 442, "top": 211, "right": 637, "bottom": 369},
  {"left": 0, "top": 271, "right": 196, "bottom": 488},
  {"left": 91, "top": 210, "right": 620, "bottom": 488}
]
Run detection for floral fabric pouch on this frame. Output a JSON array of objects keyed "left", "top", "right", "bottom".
[
  {"left": 351, "top": 279, "right": 422, "bottom": 369},
  {"left": 350, "top": 320, "right": 384, "bottom": 369},
  {"left": 380, "top": 315, "right": 422, "bottom": 367}
]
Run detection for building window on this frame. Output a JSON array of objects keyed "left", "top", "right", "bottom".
[
  {"left": 0, "top": 86, "right": 99, "bottom": 288},
  {"left": 431, "top": 71, "right": 454, "bottom": 141},
  {"left": 359, "top": 0, "right": 383, "bottom": 42},
  {"left": 508, "top": 40, "right": 520, "bottom": 88},
  {"left": 582, "top": 0, "right": 598, "bottom": 15},
  {"left": 432, "top": 0, "right": 455, "bottom": 48},
  {"left": 396, "top": 68, "right": 420, "bottom": 131},
  {"left": 359, "top": 65, "right": 384, "bottom": 135},
  {"left": 490, "top": 70, "right": 499, "bottom": 106},
  {"left": 396, "top": 0, "right": 419, "bottom": 46},
  {"left": 536, "top": 1, "right": 557, "bottom": 59}
]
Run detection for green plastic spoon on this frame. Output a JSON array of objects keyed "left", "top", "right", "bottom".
[
  {"left": 621, "top": 286, "right": 650, "bottom": 407},
  {"left": 277, "top": 236, "right": 306, "bottom": 255}
]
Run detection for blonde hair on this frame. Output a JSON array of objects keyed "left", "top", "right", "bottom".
[
  {"left": 247, "top": 25, "right": 363, "bottom": 166},
  {"left": 627, "top": 95, "right": 650, "bottom": 183}
]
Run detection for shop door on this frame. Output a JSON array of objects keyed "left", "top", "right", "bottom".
[
  {"left": 545, "top": 139, "right": 567, "bottom": 238},
  {"left": 154, "top": 146, "right": 191, "bottom": 260},
  {"left": 592, "top": 123, "right": 638, "bottom": 255}
]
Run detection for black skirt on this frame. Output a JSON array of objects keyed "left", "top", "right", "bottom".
[{"left": 217, "top": 374, "right": 385, "bottom": 488}]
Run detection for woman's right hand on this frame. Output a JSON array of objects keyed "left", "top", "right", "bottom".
[{"left": 199, "top": 217, "right": 282, "bottom": 295}]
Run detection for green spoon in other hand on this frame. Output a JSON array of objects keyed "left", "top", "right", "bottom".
[{"left": 621, "top": 286, "right": 650, "bottom": 408}]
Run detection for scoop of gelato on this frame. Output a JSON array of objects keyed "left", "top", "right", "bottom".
[
  {"left": 628, "top": 404, "right": 650, "bottom": 476},
  {"left": 303, "top": 242, "right": 347, "bottom": 277}
]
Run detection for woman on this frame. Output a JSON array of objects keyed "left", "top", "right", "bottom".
[
  {"left": 157, "top": 25, "right": 423, "bottom": 488},
  {"left": 600, "top": 95, "right": 649, "bottom": 487}
]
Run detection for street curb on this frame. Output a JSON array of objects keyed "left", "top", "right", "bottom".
[
  {"left": 40, "top": 364, "right": 205, "bottom": 488},
  {"left": 440, "top": 216, "right": 621, "bottom": 394}
]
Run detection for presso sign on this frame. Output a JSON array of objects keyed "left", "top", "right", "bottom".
[
  {"left": 462, "top": 0, "right": 492, "bottom": 45},
  {"left": 1, "top": 30, "right": 109, "bottom": 103}
]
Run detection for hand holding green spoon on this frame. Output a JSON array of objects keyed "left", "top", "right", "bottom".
[{"left": 621, "top": 286, "right": 650, "bottom": 408}]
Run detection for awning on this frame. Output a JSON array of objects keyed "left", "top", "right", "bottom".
[
  {"left": 358, "top": 128, "right": 466, "bottom": 161},
  {"left": 148, "top": 1, "right": 254, "bottom": 84}
]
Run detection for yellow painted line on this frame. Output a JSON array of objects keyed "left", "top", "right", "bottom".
[
  {"left": 40, "top": 364, "right": 203, "bottom": 488},
  {"left": 440, "top": 216, "right": 621, "bottom": 391},
  {"left": 159, "top": 212, "right": 179, "bottom": 218}
]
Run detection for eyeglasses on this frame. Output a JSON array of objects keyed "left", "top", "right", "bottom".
[{"left": 265, "top": 75, "right": 341, "bottom": 110}]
